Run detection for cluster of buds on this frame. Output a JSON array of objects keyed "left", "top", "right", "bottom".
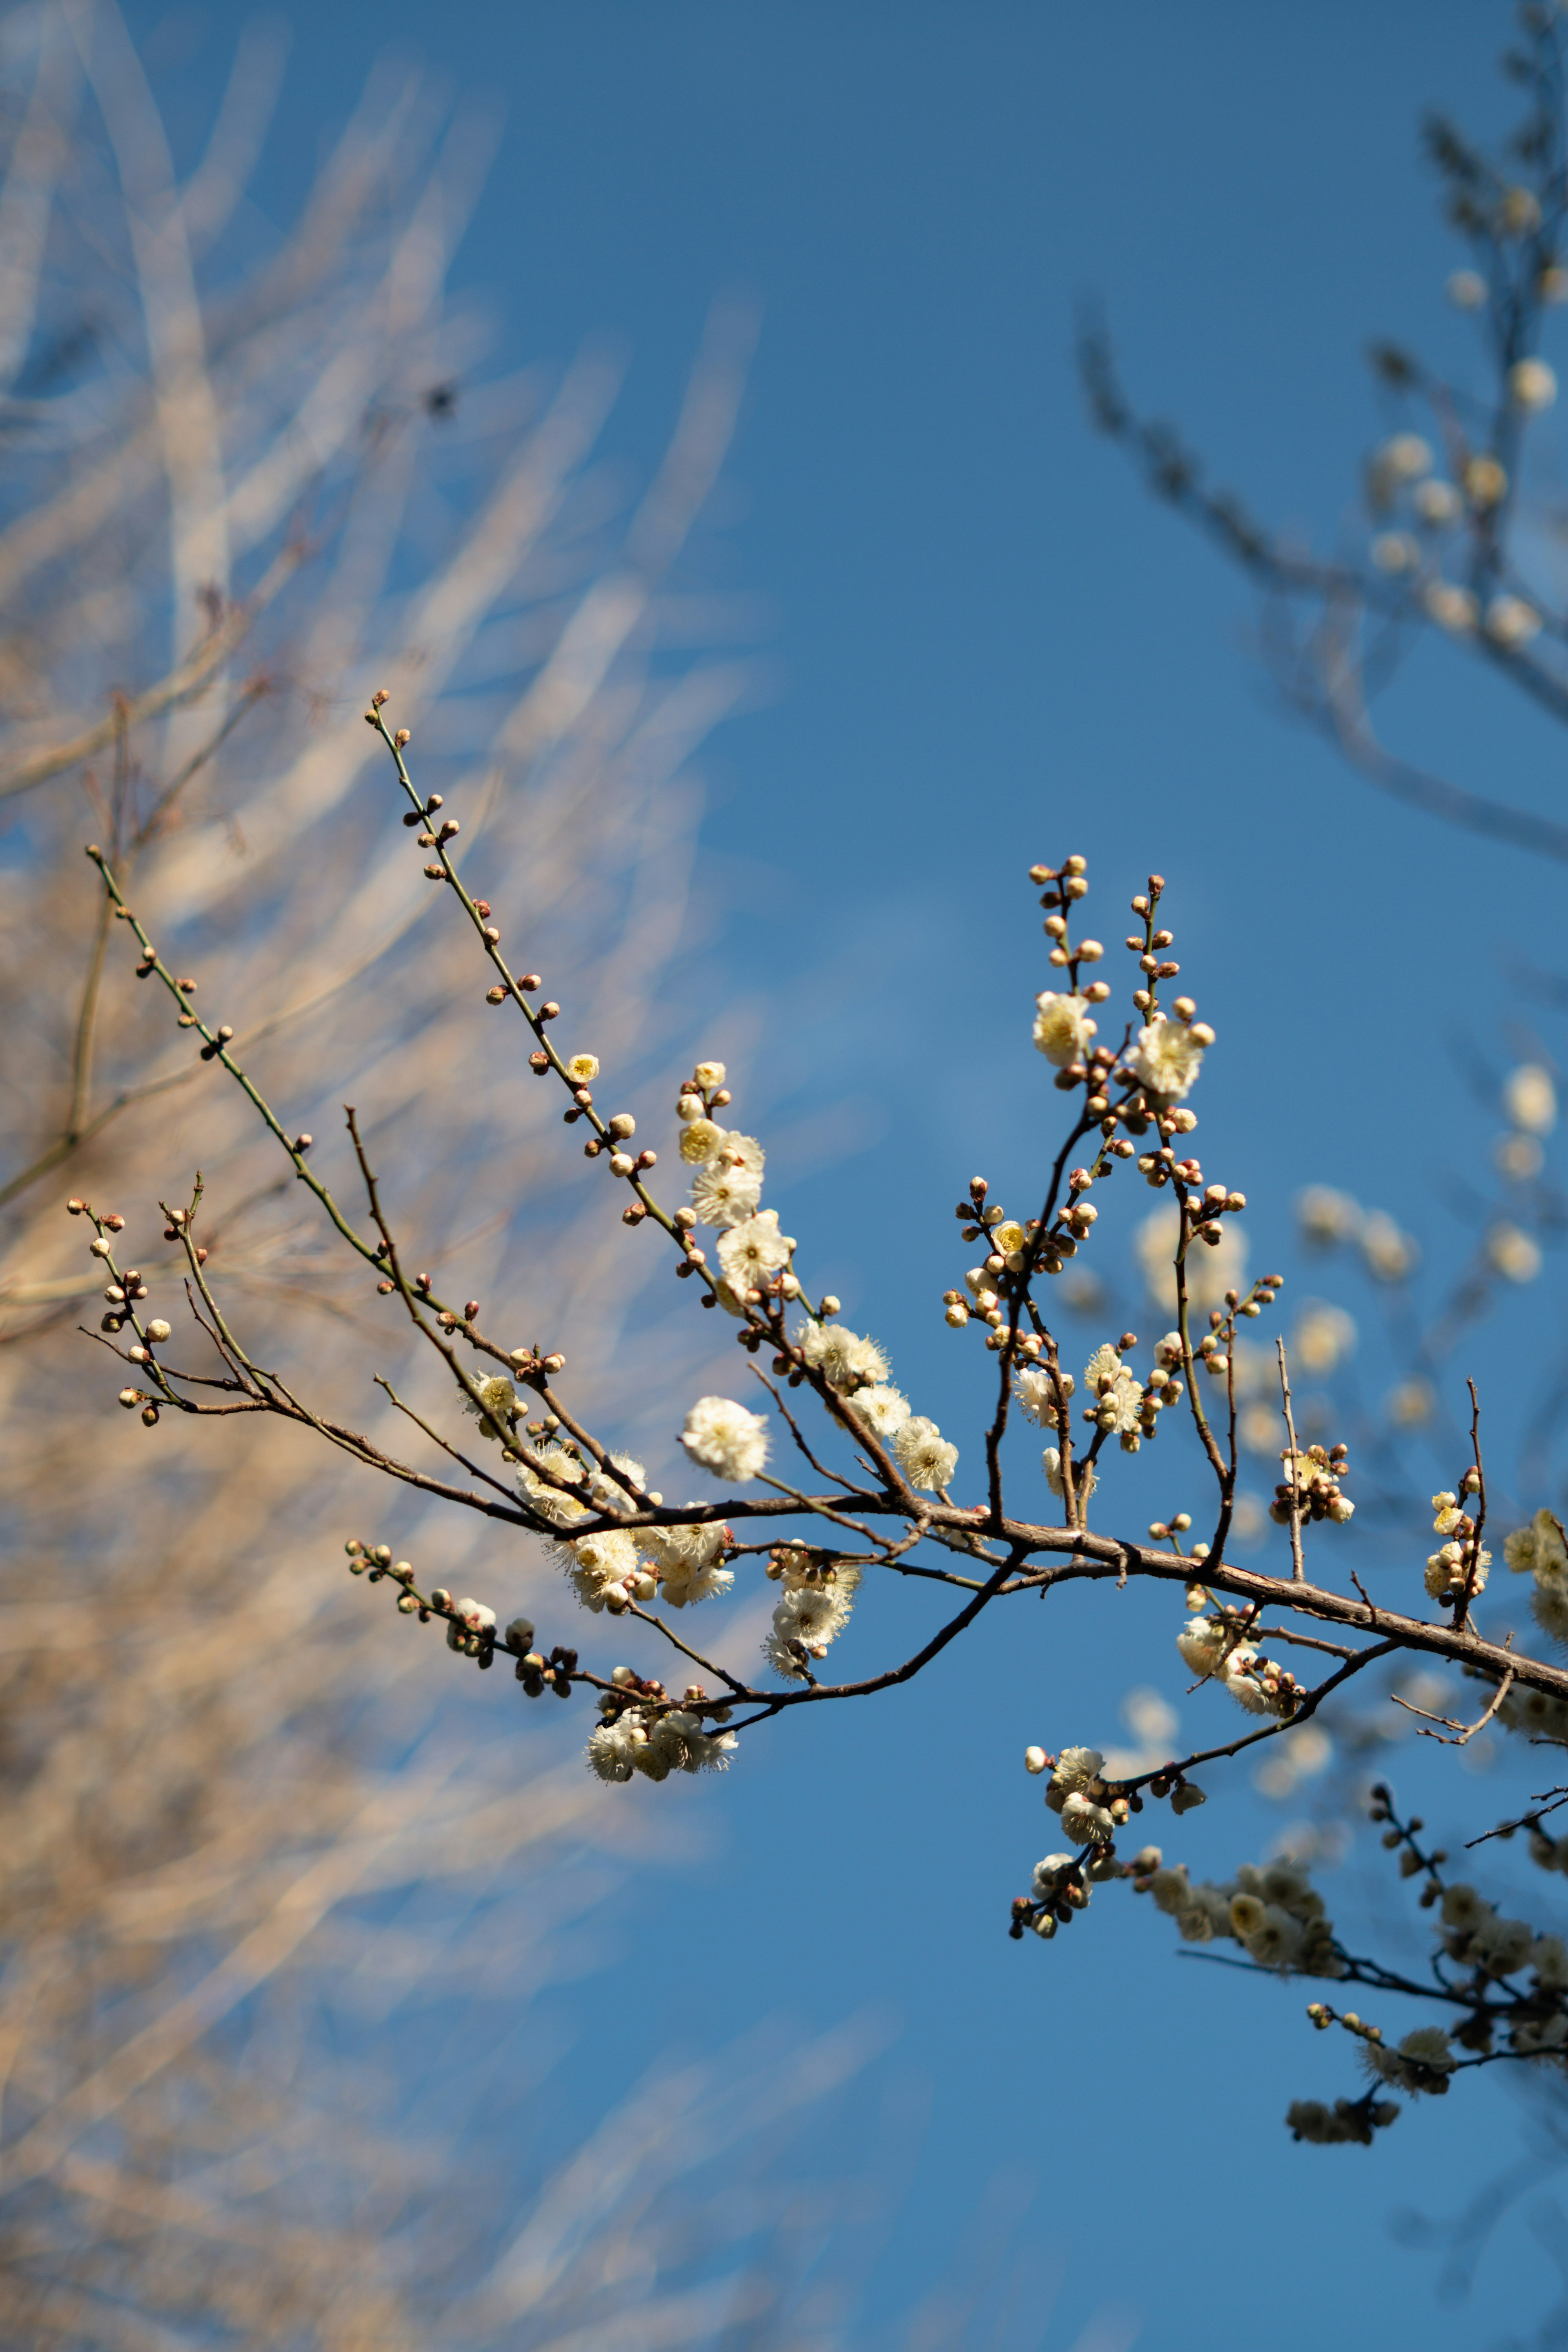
[
  {"left": 1270, "top": 1443, "right": 1354, "bottom": 1526},
  {"left": 69, "top": 1197, "right": 174, "bottom": 1423},
  {"left": 1425, "top": 1474, "right": 1489, "bottom": 1604},
  {"left": 675, "top": 1057, "right": 733, "bottom": 1131},
  {"left": 1029, "top": 855, "right": 1112, "bottom": 1000},
  {"left": 765, "top": 1543, "right": 845, "bottom": 1590}
]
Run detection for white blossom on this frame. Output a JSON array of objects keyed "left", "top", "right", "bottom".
[
  {"left": 1015, "top": 1364, "right": 1073, "bottom": 1426},
  {"left": 1487, "top": 594, "right": 1542, "bottom": 650},
  {"left": 517, "top": 1443, "right": 590, "bottom": 1527},
  {"left": 559, "top": 1526, "right": 639, "bottom": 1610},
  {"left": 1131, "top": 1013, "right": 1205, "bottom": 1103},
  {"left": 892, "top": 1414, "right": 958, "bottom": 1491},
  {"left": 796, "top": 1319, "right": 890, "bottom": 1394},
  {"left": 691, "top": 1157, "right": 764, "bottom": 1227},
  {"left": 1487, "top": 1222, "right": 1542, "bottom": 1283},
  {"left": 681, "top": 1396, "right": 771, "bottom": 1482},
  {"left": 716, "top": 1209, "right": 793, "bottom": 1290},
  {"left": 1042, "top": 1446, "right": 1096, "bottom": 1502},
  {"left": 641, "top": 1514, "right": 734, "bottom": 1607},
  {"left": 1060, "top": 1791, "right": 1114, "bottom": 1847},
  {"left": 846, "top": 1383, "right": 911, "bottom": 1437},
  {"left": 1425, "top": 581, "right": 1479, "bottom": 634},
  {"left": 1032, "top": 990, "right": 1097, "bottom": 1067},
  {"left": 764, "top": 1575, "right": 859, "bottom": 1678},
  {"left": 463, "top": 1374, "right": 518, "bottom": 1441},
  {"left": 1505, "top": 1063, "right": 1557, "bottom": 1136},
  {"left": 1510, "top": 356, "right": 1557, "bottom": 410}
]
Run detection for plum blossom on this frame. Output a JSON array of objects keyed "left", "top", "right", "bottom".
[{"left": 681, "top": 1397, "right": 771, "bottom": 1482}]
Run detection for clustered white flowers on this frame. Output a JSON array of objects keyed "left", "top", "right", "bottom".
[
  {"left": 1424, "top": 1486, "right": 1491, "bottom": 1606},
  {"left": 1138, "top": 1851, "right": 1343, "bottom": 1974},
  {"left": 1270, "top": 1443, "right": 1355, "bottom": 1530},
  {"left": 1176, "top": 1603, "right": 1305, "bottom": 1719},
  {"left": 1503, "top": 1504, "right": 1568, "bottom": 1643}
]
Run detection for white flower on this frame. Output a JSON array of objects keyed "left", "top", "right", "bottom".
[
  {"left": 1082, "top": 1343, "right": 1142, "bottom": 1436},
  {"left": 1131, "top": 1014, "right": 1205, "bottom": 1103},
  {"left": 1534, "top": 1582, "right": 1568, "bottom": 1646},
  {"left": 846, "top": 1383, "right": 911, "bottom": 1437},
  {"left": 1425, "top": 581, "right": 1478, "bottom": 634},
  {"left": 1136, "top": 1206, "right": 1245, "bottom": 1312},
  {"left": 1487, "top": 1222, "right": 1541, "bottom": 1283},
  {"left": 587, "top": 1715, "right": 643, "bottom": 1782},
  {"left": 1375, "top": 432, "right": 1432, "bottom": 482},
  {"left": 1448, "top": 268, "right": 1487, "bottom": 309},
  {"left": 716, "top": 1209, "right": 792, "bottom": 1291},
  {"left": 559, "top": 1526, "right": 639, "bottom": 1610},
  {"left": 1015, "top": 1365, "right": 1073, "bottom": 1426},
  {"left": 1042, "top": 1447, "right": 1096, "bottom": 1502},
  {"left": 1370, "top": 530, "right": 1415, "bottom": 573},
  {"left": 796, "top": 1319, "right": 890, "bottom": 1394},
  {"left": 1176, "top": 1615, "right": 1231, "bottom": 1679},
  {"left": 1510, "top": 356, "right": 1557, "bottom": 411},
  {"left": 586, "top": 1453, "right": 646, "bottom": 1515},
  {"left": 681, "top": 1396, "right": 771, "bottom": 1482},
  {"left": 892, "top": 1414, "right": 958, "bottom": 1491},
  {"left": 691, "top": 1157, "right": 763, "bottom": 1227},
  {"left": 764, "top": 1577, "right": 859, "bottom": 1678},
  {"left": 1506, "top": 1063, "right": 1557, "bottom": 1136},
  {"left": 1292, "top": 1302, "right": 1355, "bottom": 1376},
  {"left": 1243, "top": 1905, "right": 1304, "bottom": 1969},
  {"left": 1487, "top": 594, "right": 1541, "bottom": 650},
  {"left": 1413, "top": 479, "right": 1461, "bottom": 526},
  {"left": 1365, "top": 2026, "right": 1455, "bottom": 2096},
  {"left": 1360, "top": 1210, "right": 1417, "bottom": 1282},
  {"left": 463, "top": 1373, "right": 519, "bottom": 1441},
  {"left": 517, "top": 1443, "right": 590, "bottom": 1527},
  {"left": 679, "top": 1117, "right": 724, "bottom": 1164},
  {"left": 1060, "top": 1791, "right": 1114, "bottom": 1847},
  {"left": 1032, "top": 990, "right": 1097, "bottom": 1067},
  {"left": 565, "top": 1054, "right": 600, "bottom": 1083},
  {"left": 1047, "top": 1746, "right": 1104, "bottom": 1800},
  {"left": 641, "top": 1514, "right": 734, "bottom": 1607},
  {"left": 1296, "top": 1185, "right": 1361, "bottom": 1244}
]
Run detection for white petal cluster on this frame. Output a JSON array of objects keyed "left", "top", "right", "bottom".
[
  {"left": 1176, "top": 1611, "right": 1301, "bottom": 1717},
  {"left": 846, "top": 1383, "right": 911, "bottom": 1437},
  {"left": 795, "top": 1319, "right": 890, "bottom": 1395},
  {"left": 556, "top": 1526, "right": 641, "bottom": 1612},
  {"left": 517, "top": 1442, "right": 590, "bottom": 1527},
  {"left": 1082, "top": 1343, "right": 1143, "bottom": 1443},
  {"left": 1032, "top": 989, "right": 1097, "bottom": 1067},
  {"left": 892, "top": 1414, "right": 958, "bottom": 1492},
  {"left": 463, "top": 1374, "right": 519, "bottom": 1442},
  {"left": 587, "top": 1706, "right": 736, "bottom": 1783},
  {"left": 1138, "top": 1854, "right": 1342, "bottom": 1975},
  {"left": 445, "top": 1598, "right": 497, "bottom": 1655},
  {"left": 680, "top": 1396, "right": 770, "bottom": 1482},
  {"left": 716, "top": 1208, "right": 793, "bottom": 1292},
  {"left": 1499, "top": 1507, "right": 1568, "bottom": 1648},
  {"left": 586, "top": 1452, "right": 646, "bottom": 1515},
  {"left": 1014, "top": 1364, "right": 1073, "bottom": 1427},
  {"left": 763, "top": 1568, "right": 861, "bottom": 1680},
  {"left": 1042, "top": 1746, "right": 1116, "bottom": 1849},
  {"left": 1363, "top": 2025, "right": 1456, "bottom": 2096},
  {"left": 641, "top": 1513, "right": 734, "bottom": 1607},
  {"left": 1042, "top": 1446, "right": 1095, "bottom": 1503},
  {"left": 1131, "top": 1013, "right": 1206, "bottom": 1103},
  {"left": 687, "top": 1127, "right": 765, "bottom": 1227}
]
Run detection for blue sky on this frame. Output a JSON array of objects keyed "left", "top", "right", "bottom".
[{"left": 121, "top": 3, "right": 1568, "bottom": 2342}]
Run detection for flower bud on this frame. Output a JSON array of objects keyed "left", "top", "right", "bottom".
[{"left": 146, "top": 1319, "right": 172, "bottom": 1342}]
